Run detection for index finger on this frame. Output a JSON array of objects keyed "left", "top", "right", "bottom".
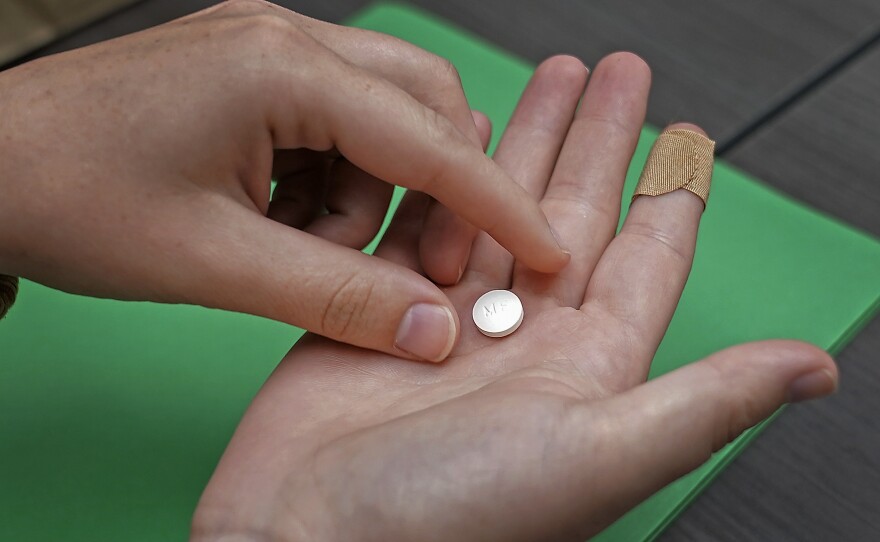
[{"left": 267, "top": 36, "right": 569, "bottom": 274}]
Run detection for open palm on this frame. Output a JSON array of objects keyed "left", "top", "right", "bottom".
[{"left": 192, "top": 54, "right": 836, "bottom": 542}]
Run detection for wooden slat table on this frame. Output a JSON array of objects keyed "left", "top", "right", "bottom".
[
  {"left": 6, "top": 1, "right": 879, "bottom": 540},
  {"left": 667, "top": 45, "right": 880, "bottom": 542},
  {"left": 0, "top": 0, "right": 136, "bottom": 65}
]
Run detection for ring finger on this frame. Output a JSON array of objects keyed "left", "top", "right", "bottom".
[{"left": 582, "top": 123, "right": 712, "bottom": 384}]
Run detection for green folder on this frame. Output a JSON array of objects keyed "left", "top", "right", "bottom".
[{"left": 1, "top": 3, "right": 879, "bottom": 541}]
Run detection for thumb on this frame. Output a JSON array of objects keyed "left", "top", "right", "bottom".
[
  {"left": 586, "top": 340, "right": 837, "bottom": 523},
  {"left": 185, "top": 206, "right": 459, "bottom": 362}
]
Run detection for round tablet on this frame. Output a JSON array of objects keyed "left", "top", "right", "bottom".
[{"left": 472, "top": 290, "right": 524, "bottom": 338}]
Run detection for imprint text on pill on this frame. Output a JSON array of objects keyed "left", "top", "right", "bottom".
[{"left": 472, "top": 290, "right": 523, "bottom": 338}]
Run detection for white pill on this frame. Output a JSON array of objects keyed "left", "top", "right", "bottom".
[{"left": 472, "top": 290, "right": 524, "bottom": 338}]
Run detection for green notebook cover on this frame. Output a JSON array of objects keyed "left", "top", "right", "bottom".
[{"left": 1, "top": 3, "right": 879, "bottom": 541}]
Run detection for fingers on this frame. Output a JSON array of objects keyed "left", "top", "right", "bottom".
[
  {"left": 303, "top": 17, "right": 487, "bottom": 283},
  {"left": 463, "top": 55, "right": 588, "bottom": 287},
  {"left": 371, "top": 189, "right": 430, "bottom": 272},
  {"left": 470, "top": 110, "right": 493, "bottom": 157},
  {"left": 418, "top": 111, "right": 493, "bottom": 284},
  {"left": 573, "top": 341, "right": 837, "bottom": 531},
  {"left": 374, "top": 111, "right": 492, "bottom": 273},
  {"left": 298, "top": 12, "right": 487, "bottom": 284},
  {"left": 292, "top": 13, "right": 484, "bottom": 145},
  {"left": 187, "top": 203, "right": 460, "bottom": 362},
  {"left": 418, "top": 203, "right": 479, "bottom": 285},
  {"left": 270, "top": 156, "right": 392, "bottom": 250},
  {"left": 199, "top": 2, "right": 568, "bottom": 273},
  {"left": 581, "top": 123, "right": 710, "bottom": 380},
  {"left": 253, "top": 4, "right": 489, "bottom": 284},
  {"left": 262, "top": 34, "right": 567, "bottom": 274},
  {"left": 304, "top": 159, "right": 394, "bottom": 249},
  {"left": 267, "top": 161, "right": 327, "bottom": 229},
  {"left": 514, "top": 53, "right": 651, "bottom": 307}
]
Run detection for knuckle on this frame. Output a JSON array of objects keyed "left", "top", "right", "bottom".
[
  {"left": 421, "top": 57, "right": 471, "bottom": 137},
  {"left": 620, "top": 222, "right": 691, "bottom": 265},
  {"left": 575, "top": 111, "right": 632, "bottom": 141},
  {"left": 212, "top": 4, "right": 305, "bottom": 52},
  {"left": 406, "top": 54, "right": 466, "bottom": 116},
  {"left": 215, "top": 0, "right": 271, "bottom": 16},
  {"left": 424, "top": 106, "right": 463, "bottom": 145},
  {"left": 414, "top": 108, "right": 465, "bottom": 192},
  {"left": 435, "top": 57, "right": 462, "bottom": 87},
  {"left": 320, "top": 273, "right": 376, "bottom": 339},
  {"left": 212, "top": 9, "right": 315, "bottom": 87},
  {"left": 715, "top": 393, "right": 763, "bottom": 452},
  {"left": 432, "top": 58, "right": 467, "bottom": 104},
  {"left": 701, "top": 361, "right": 765, "bottom": 452},
  {"left": 406, "top": 53, "right": 461, "bottom": 98},
  {"left": 245, "top": 13, "right": 300, "bottom": 45}
]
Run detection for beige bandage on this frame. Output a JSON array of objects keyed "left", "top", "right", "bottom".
[
  {"left": 633, "top": 129, "right": 715, "bottom": 206},
  {"left": 0, "top": 274, "right": 17, "bottom": 320}
]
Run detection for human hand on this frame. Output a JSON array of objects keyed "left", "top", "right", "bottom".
[
  {"left": 0, "top": 0, "right": 567, "bottom": 361},
  {"left": 191, "top": 54, "right": 838, "bottom": 541}
]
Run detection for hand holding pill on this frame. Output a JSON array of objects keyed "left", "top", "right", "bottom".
[{"left": 197, "top": 52, "right": 836, "bottom": 542}]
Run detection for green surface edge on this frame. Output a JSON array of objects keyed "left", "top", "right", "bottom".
[
  {"left": 2, "top": 3, "right": 876, "bottom": 541},
  {"left": 646, "top": 289, "right": 880, "bottom": 541}
]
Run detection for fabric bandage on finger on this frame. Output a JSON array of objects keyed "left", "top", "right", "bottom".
[
  {"left": 0, "top": 275, "right": 18, "bottom": 320},
  {"left": 633, "top": 129, "right": 716, "bottom": 207}
]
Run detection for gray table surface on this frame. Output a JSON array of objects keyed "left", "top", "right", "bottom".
[{"left": 11, "top": 1, "right": 880, "bottom": 540}]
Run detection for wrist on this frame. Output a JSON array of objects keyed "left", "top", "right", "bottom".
[
  {"left": 191, "top": 489, "right": 336, "bottom": 542},
  {"left": 190, "top": 507, "right": 317, "bottom": 542}
]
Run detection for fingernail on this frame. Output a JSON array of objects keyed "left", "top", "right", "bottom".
[
  {"left": 787, "top": 369, "right": 838, "bottom": 403},
  {"left": 550, "top": 224, "right": 567, "bottom": 251},
  {"left": 395, "top": 304, "right": 456, "bottom": 362},
  {"left": 549, "top": 225, "right": 572, "bottom": 266}
]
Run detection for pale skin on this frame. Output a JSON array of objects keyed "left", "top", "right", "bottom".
[
  {"left": 191, "top": 55, "right": 838, "bottom": 541},
  {"left": 0, "top": 0, "right": 568, "bottom": 363},
  {"left": 0, "top": 2, "right": 838, "bottom": 540}
]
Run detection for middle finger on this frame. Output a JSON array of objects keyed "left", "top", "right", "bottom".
[
  {"left": 513, "top": 52, "right": 651, "bottom": 308},
  {"left": 462, "top": 55, "right": 588, "bottom": 288}
]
